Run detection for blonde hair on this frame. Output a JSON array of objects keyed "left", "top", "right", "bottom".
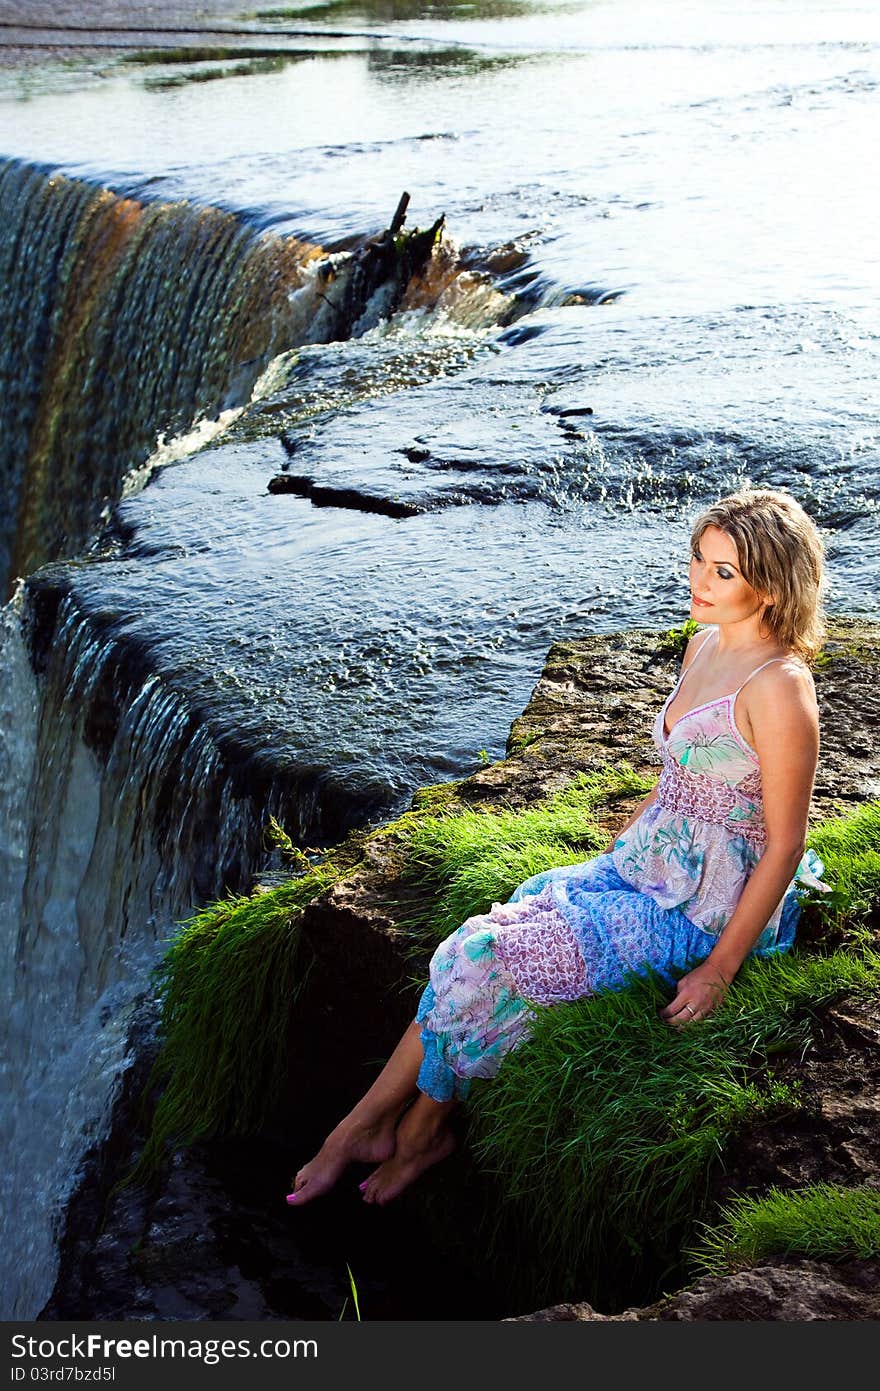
[{"left": 690, "top": 488, "right": 826, "bottom": 663}]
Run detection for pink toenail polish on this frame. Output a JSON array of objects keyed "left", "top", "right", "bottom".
[
  {"left": 358, "top": 1181, "right": 367, "bottom": 1190},
  {"left": 286, "top": 1193, "right": 297, "bottom": 1203}
]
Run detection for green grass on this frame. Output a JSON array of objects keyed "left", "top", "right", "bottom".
[
  {"left": 803, "top": 801, "right": 880, "bottom": 947},
  {"left": 132, "top": 761, "right": 879, "bottom": 1291},
  {"left": 132, "top": 861, "right": 338, "bottom": 1177},
  {"left": 691, "top": 1184, "right": 880, "bottom": 1274},
  {"left": 466, "top": 949, "right": 880, "bottom": 1301},
  {"left": 345, "top": 1263, "right": 362, "bottom": 1321},
  {"left": 132, "top": 767, "right": 647, "bottom": 1175}
]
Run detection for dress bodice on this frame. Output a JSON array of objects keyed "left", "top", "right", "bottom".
[
  {"left": 612, "top": 628, "right": 824, "bottom": 942},
  {"left": 652, "top": 659, "right": 769, "bottom": 852}
]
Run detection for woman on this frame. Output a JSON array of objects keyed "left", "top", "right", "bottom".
[{"left": 287, "top": 487, "right": 827, "bottom": 1208}]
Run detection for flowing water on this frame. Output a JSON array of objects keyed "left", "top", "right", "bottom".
[{"left": 1, "top": 0, "right": 879, "bottom": 1318}]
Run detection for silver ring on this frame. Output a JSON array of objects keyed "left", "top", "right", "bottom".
[{"left": 685, "top": 1003, "right": 697, "bottom": 1017}]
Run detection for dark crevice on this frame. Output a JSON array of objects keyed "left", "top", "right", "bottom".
[{"left": 267, "top": 472, "right": 425, "bottom": 517}]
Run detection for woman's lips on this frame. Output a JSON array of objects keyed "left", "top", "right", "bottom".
[{"left": 691, "top": 596, "right": 713, "bottom": 608}]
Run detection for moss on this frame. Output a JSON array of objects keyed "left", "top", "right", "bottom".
[
  {"left": 254, "top": 0, "right": 549, "bottom": 18},
  {"left": 409, "top": 780, "right": 463, "bottom": 813},
  {"left": 507, "top": 725, "right": 547, "bottom": 753},
  {"left": 655, "top": 618, "right": 700, "bottom": 658},
  {"left": 122, "top": 47, "right": 294, "bottom": 65},
  {"left": 143, "top": 58, "right": 289, "bottom": 89},
  {"left": 691, "top": 1183, "right": 880, "bottom": 1274},
  {"left": 834, "top": 643, "right": 879, "bottom": 664},
  {"left": 823, "top": 618, "right": 880, "bottom": 665}
]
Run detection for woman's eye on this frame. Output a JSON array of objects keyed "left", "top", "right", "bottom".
[{"left": 717, "top": 568, "right": 733, "bottom": 580}]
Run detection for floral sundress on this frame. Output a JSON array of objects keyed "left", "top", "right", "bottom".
[{"left": 415, "top": 628, "right": 826, "bottom": 1101}]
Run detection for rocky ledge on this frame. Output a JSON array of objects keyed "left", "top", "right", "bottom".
[
  {"left": 518, "top": 1252, "right": 880, "bottom": 1321},
  {"left": 47, "top": 618, "right": 880, "bottom": 1321}
]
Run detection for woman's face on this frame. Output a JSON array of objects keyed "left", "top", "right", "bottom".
[{"left": 689, "top": 525, "right": 769, "bottom": 627}]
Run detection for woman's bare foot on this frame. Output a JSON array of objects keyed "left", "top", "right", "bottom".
[
  {"left": 287, "top": 1116, "right": 397, "bottom": 1206},
  {"left": 359, "top": 1110, "right": 456, "bottom": 1206}
]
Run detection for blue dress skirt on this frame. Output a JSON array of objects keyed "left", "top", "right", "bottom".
[{"left": 415, "top": 853, "right": 800, "bottom": 1102}]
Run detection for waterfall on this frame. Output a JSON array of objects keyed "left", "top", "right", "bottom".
[
  {"left": 0, "top": 576, "right": 331, "bottom": 1318},
  {"left": 0, "top": 158, "right": 348, "bottom": 595},
  {"left": 0, "top": 159, "right": 463, "bottom": 1317}
]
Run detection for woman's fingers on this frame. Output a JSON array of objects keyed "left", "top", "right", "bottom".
[
  {"left": 660, "top": 998, "right": 694, "bottom": 1024},
  {"left": 659, "top": 967, "right": 730, "bottom": 1027},
  {"left": 660, "top": 995, "right": 709, "bottom": 1026},
  {"left": 672, "top": 1003, "right": 700, "bottom": 1026}
]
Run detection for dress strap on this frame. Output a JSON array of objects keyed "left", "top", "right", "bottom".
[
  {"left": 660, "top": 627, "right": 717, "bottom": 731},
  {"left": 675, "top": 625, "right": 716, "bottom": 686},
  {"left": 663, "top": 625, "right": 715, "bottom": 706},
  {"left": 733, "top": 655, "right": 790, "bottom": 696},
  {"left": 689, "top": 626, "right": 717, "bottom": 663}
]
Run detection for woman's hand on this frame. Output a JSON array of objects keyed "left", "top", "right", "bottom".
[{"left": 659, "top": 962, "right": 731, "bottom": 1027}]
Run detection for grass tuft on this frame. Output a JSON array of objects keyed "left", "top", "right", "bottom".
[
  {"left": 656, "top": 618, "right": 700, "bottom": 657},
  {"left": 131, "top": 861, "right": 338, "bottom": 1178},
  {"left": 508, "top": 726, "right": 547, "bottom": 753},
  {"left": 691, "top": 1184, "right": 880, "bottom": 1274}
]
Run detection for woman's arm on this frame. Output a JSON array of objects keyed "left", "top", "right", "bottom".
[{"left": 661, "top": 660, "right": 819, "bottom": 1026}]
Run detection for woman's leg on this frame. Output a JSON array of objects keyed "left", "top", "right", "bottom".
[
  {"left": 288, "top": 873, "right": 589, "bottom": 1208},
  {"left": 360, "top": 1092, "right": 457, "bottom": 1205},
  {"left": 287, "top": 1018, "right": 426, "bottom": 1205}
]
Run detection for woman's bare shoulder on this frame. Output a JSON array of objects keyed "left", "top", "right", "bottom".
[
  {"left": 747, "top": 655, "right": 818, "bottom": 721},
  {"left": 745, "top": 658, "right": 820, "bottom": 787}
]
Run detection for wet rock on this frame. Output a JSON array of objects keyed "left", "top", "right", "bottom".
[
  {"left": 512, "top": 1300, "right": 636, "bottom": 1321},
  {"left": 271, "top": 374, "right": 596, "bottom": 515},
  {"left": 651, "top": 1259, "right": 880, "bottom": 1321},
  {"left": 480, "top": 243, "right": 531, "bottom": 275},
  {"left": 519, "top": 1258, "right": 880, "bottom": 1321}
]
